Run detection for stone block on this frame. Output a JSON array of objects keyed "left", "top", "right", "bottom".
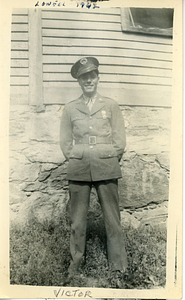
[
  {"left": 22, "top": 142, "right": 65, "bottom": 164},
  {"left": 13, "top": 191, "right": 67, "bottom": 227},
  {"left": 10, "top": 153, "right": 39, "bottom": 182},
  {"left": 40, "top": 163, "right": 58, "bottom": 172},
  {"left": 126, "top": 135, "right": 170, "bottom": 155},
  {"left": 119, "top": 156, "right": 169, "bottom": 208},
  {"left": 50, "top": 164, "right": 67, "bottom": 179},
  {"left": 9, "top": 182, "right": 27, "bottom": 204},
  {"left": 123, "top": 107, "right": 171, "bottom": 133},
  {"left": 50, "top": 177, "right": 67, "bottom": 190},
  {"left": 38, "top": 171, "right": 51, "bottom": 182},
  {"left": 29, "top": 111, "right": 61, "bottom": 143},
  {"left": 120, "top": 211, "right": 140, "bottom": 229},
  {"left": 22, "top": 181, "right": 48, "bottom": 192},
  {"left": 133, "top": 202, "right": 168, "bottom": 225},
  {"left": 9, "top": 106, "right": 31, "bottom": 142},
  {"left": 122, "top": 107, "right": 171, "bottom": 156},
  {"left": 156, "top": 152, "right": 170, "bottom": 171}
]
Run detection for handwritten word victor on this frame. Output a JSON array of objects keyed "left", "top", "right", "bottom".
[{"left": 53, "top": 288, "right": 92, "bottom": 298}]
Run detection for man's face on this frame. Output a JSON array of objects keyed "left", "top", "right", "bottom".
[{"left": 78, "top": 70, "right": 99, "bottom": 97}]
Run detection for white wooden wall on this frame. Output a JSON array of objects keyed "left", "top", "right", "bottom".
[
  {"left": 10, "top": 8, "right": 173, "bottom": 107},
  {"left": 11, "top": 8, "right": 29, "bottom": 104}
]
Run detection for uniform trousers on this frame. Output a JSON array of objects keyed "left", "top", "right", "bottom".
[{"left": 68, "top": 179, "right": 128, "bottom": 273}]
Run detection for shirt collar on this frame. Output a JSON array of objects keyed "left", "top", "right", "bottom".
[{"left": 83, "top": 93, "right": 98, "bottom": 105}]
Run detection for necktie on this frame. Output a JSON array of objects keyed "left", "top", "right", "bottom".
[{"left": 87, "top": 98, "right": 93, "bottom": 111}]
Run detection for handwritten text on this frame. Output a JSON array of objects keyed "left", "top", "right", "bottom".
[
  {"left": 53, "top": 288, "right": 92, "bottom": 298},
  {"left": 35, "top": 0, "right": 100, "bottom": 9}
]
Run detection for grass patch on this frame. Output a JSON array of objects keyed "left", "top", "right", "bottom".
[{"left": 10, "top": 211, "right": 166, "bottom": 288}]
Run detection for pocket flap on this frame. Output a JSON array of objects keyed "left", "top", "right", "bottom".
[
  {"left": 99, "top": 148, "right": 117, "bottom": 159},
  {"left": 96, "top": 110, "right": 111, "bottom": 119},
  {"left": 69, "top": 148, "right": 84, "bottom": 159},
  {"left": 71, "top": 114, "right": 85, "bottom": 122}
]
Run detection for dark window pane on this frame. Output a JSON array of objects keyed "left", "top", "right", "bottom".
[{"left": 130, "top": 8, "right": 173, "bottom": 29}]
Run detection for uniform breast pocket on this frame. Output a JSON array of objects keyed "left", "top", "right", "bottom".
[
  {"left": 71, "top": 114, "right": 86, "bottom": 122},
  {"left": 71, "top": 113, "right": 86, "bottom": 133},
  {"left": 96, "top": 110, "right": 111, "bottom": 131},
  {"left": 96, "top": 110, "right": 111, "bottom": 120}
]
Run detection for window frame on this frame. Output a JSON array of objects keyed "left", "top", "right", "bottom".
[{"left": 120, "top": 7, "right": 173, "bottom": 37}]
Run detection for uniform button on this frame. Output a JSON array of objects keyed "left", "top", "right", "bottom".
[
  {"left": 89, "top": 126, "right": 92, "bottom": 129},
  {"left": 90, "top": 146, "right": 93, "bottom": 149},
  {"left": 89, "top": 116, "right": 92, "bottom": 119}
]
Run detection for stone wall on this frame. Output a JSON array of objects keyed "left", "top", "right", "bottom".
[{"left": 9, "top": 103, "right": 171, "bottom": 229}]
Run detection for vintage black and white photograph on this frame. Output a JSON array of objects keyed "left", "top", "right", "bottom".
[{"left": 0, "top": 0, "right": 182, "bottom": 298}]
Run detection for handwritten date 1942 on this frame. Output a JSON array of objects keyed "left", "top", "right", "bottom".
[{"left": 35, "top": 1, "right": 100, "bottom": 8}]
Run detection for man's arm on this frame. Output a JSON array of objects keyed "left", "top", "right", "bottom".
[
  {"left": 60, "top": 107, "right": 73, "bottom": 161},
  {"left": 110, "top": 101, "right": 126, "bottom": 161}
]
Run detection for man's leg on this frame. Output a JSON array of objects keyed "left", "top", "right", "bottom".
[
  {"left": 68, "top": 180, "right": 91, "bottom": 275},
  {"left": 95, "top": 179, "right": 128, "bottom": 272}
]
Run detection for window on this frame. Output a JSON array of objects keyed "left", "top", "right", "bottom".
[{"left": 121, "top": 7, "right": 174, "bottom": 37}]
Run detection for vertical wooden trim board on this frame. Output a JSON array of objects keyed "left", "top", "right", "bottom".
[{"left": 28, "top": 8, "right": 43, "bottom": 108}]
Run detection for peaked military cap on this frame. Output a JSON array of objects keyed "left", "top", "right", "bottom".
[{"left": 71, "top": 57, "right": 99, "bottom": 79}]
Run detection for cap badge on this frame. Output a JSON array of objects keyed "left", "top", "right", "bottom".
[{"left": 80, "top": 58, "right": 88, "bottom": 65}]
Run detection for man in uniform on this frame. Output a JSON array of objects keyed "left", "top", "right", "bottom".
[{"left": 60, "top": 57, "right": 128, "bottom": 288}]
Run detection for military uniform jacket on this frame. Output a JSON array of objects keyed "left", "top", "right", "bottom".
[{"left": 60, "top": 93, "right": 126, "bottom": 181}]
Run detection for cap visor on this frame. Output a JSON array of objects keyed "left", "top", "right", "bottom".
[{"left": 77, "top": 65, "right": 98, "bottom": 78}]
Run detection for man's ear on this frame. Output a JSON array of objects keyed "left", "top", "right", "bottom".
[{"left": 77, "top": 78, "right": 81, "bottom": 86}]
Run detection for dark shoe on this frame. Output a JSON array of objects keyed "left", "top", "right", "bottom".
[
  {"left": 62, "top": 263, "right": 79, "bottom": 286},
  {"left": 109, "top": 270, "right": 125, "bottom": 289},
  {"left": 68, "top": 262, "right": 80, "bottom": 276}
]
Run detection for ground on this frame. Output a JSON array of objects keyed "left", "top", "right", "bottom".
[{"left": 10, "top": 210, "right": 166, "bottom": 289}]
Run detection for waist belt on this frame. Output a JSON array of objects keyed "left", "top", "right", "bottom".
[{"left": 74, "top": 136, "right": 112, "bottom": 145}]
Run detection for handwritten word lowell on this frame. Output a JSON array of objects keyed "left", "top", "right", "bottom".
[
  {"left": 35, "top": 1, "right": 100, "bottom": 8},
  {"left": 53, "top": 288, "right": 92, "bottom": 298}
]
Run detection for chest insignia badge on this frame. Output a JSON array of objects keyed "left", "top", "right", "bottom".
[{"left": 102, "top": 110, "right": 107, "bottom": 119}]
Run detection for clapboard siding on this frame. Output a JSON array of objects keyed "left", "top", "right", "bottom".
[
  {"left": 11, "top": 51, "right": 29, "bottom": 59},
  {"left": 42, "top": 8, "right": 173, "bottom": 106},
  {"left": 11, "top": 42, "right": 28, "bottom": 50},
  {"left": 10, "top": 77, "right": 29, "bottom": 85},
  {"left": 12, "top": 15, "right": 28, "bottom": 23},
  {"left": 43, "top": 8, "right": 120, "bottom": 15},
  {"left": 43, "top": 46, "right": 172, "bottom": 61},
  {"left": 42, "top": 19, "right": 122, "bottom": 31},
  {"left": 10, "top": 8, "right": 173, "bottom": 107},
  {"left": 11, "top": 24, "right": 29, "bottom": 32},
  {"left": 43, "top": 37, "right": 172, "bottom": 53},
  {"left": 11, "top": 8, "right": 29, "bottom": 103},
  {"left": 43, "top": 65, "right": 172, "bottom": 77},
  {"left": 42, "top": 10, "right": 120, "bottom": 22},
  {"left": 42, "top": 9, "right": 172, "bottom": 44},
  {"left": 43, "top": 73, "right": 172, "bottom": 86},
  {"left": 43, "top": 55, "right": 172, "bottom": 69},
  {"left": 11, "top": 68, "right": 29, "bottom": 76},
  {"left": 43, "top": 81, "right": 172, "bottom": 90},
  {"left": 11, "top": 60, "right": 29, "bottom": 68},
  {"left": 42, "top": 28, "right": 173, "bottom": 45},
  {"left": 11, "top": 33, "right": 28, "bottom": 41}
]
